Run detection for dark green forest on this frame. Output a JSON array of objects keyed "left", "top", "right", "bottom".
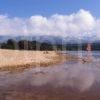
[{"left": 0, "top": 39, "right": 100, "bottom": 51}]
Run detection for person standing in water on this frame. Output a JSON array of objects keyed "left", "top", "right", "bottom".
[
  {"left": 87, "top": 43, "right": 92, "bottom": 51},
  {"left": 86, "top": 43, "right": 93, "bottom": 63}
]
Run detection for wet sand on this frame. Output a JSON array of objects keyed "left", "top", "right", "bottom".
[
  {"left": 0, "top": 62, "right": 100, "bottom": 100},
  {"left": 1, "top": 84, "right": 100, "bottom": 100}
]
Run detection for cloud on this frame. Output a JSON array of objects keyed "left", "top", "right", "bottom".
[{"left": 0, "top": 9, "right": 99, "bottom": 40}]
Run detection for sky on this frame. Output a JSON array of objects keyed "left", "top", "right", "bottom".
[
  {"left": 0, "top": 0, "right": 100, "bottom": 40},
  {"left": 0, "top": 0, "right": 100, "bottom": 18}
]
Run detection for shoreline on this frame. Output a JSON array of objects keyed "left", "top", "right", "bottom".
[{"left": 0, "top": 49, "right": 92, "bottom": 71}]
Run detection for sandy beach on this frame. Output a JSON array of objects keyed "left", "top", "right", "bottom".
[{"left": 0, "top": 49, "right": 68, "bottom": 71}]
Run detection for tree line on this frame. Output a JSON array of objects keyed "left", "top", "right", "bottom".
[{"left": 0, "top": 39, "right": 100, "bottom": 51}]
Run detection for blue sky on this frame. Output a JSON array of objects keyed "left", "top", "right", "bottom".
[{"left": 0, "top": 0, "right": 99, "bottom": 18}]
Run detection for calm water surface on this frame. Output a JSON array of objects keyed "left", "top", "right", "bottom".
[{"left": 0, "top": 51, "right": 100, "bottom": 100}]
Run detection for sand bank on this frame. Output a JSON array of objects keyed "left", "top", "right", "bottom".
[{"left": 0, "top": 49, "right": 68, "bottom": 71}]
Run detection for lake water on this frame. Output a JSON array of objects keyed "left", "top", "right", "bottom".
[
  {"left": 0, "top": 51, "right": 100, "bottom": 100},
  {"left": 63, "top": 51, "right": 100, "bottom": 59},
  {"left": 63, "top": 51, "right": 100, "bottom": 64}
]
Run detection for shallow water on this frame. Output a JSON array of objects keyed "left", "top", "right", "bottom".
[{"left": 0, "top": 52, "right": 100, "bottom": 100}]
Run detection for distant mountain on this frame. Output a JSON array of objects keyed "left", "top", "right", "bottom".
[
  {"left": 0, "top": 35, "right": 100, "bottom": 44},
  {"left": 0, "top": 35, "right": 63, "bottom": 44}
]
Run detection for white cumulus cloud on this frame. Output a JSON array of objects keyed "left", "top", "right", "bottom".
[{"left": 0, "top": 9, "right": 99, "bottom": 40}]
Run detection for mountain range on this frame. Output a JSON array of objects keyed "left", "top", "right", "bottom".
[{"left": 0, "top": 35, "right": 100, "bottom": 44}]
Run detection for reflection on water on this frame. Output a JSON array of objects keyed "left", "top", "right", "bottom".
[{"left": 0, "top": 52, "right": 100, "bottom": 100}]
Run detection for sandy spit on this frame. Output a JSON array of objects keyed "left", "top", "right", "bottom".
[{"left": 0, "top": 49, "right": 68, "bottom": 71}]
